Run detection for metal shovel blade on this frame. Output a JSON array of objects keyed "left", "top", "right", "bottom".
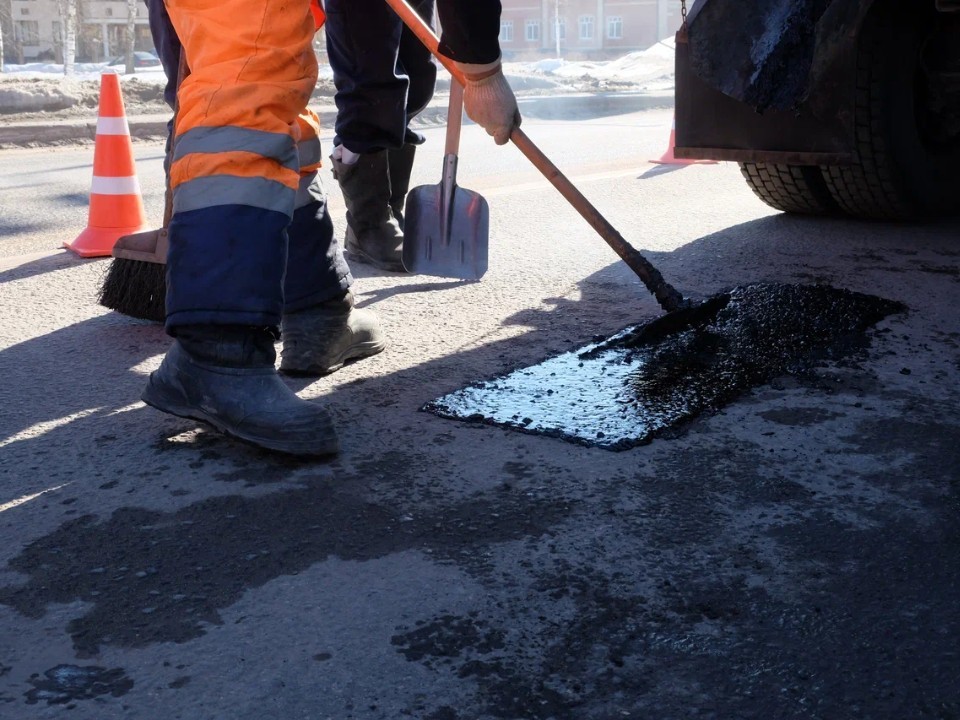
[
  {"left": 402, "top": 169, "right": 489, "bottom": 279},
  {"left": 401, "top": 81, "right": 489, "bottom": 280}
]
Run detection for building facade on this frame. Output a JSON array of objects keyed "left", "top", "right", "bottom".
[
  {"left": 498, "top": 0, "right": 682, "bottom": 60},
  {"left": 4, "top": 0, "right": 151, "bottom": 63},
  {"left": 2, "top": 0, "right": 682, "bottom": 64}
]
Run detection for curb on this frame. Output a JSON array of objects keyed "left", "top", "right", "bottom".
[{"left": 0, "top": 92, "right": 674, "bottom": 149}]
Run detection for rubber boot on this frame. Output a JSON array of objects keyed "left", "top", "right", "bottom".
[
  {"left": 331, "top": 150, "right": 405, "bottom": 272},
  {"left": 280, "top": 291, "right": 385, "bottom": 376},
  {"left": 388, "top": 143, "right": 417, "bottom": 230},
  {"left": 142, "top": 325, "right": 340, "bottom": 457}
]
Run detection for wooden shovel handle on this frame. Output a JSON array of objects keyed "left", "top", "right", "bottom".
[
  {"left": 383, "top": 0, "right": 686, "bottom": 312},
  {"left": 444, "top": 80, "right": 464, "bottom": 157}
]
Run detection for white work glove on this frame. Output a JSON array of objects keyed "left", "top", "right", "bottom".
[{"left": 455, "top": 57, "right": 521, "bottom": 146}]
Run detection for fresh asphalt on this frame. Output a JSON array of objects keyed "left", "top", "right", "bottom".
[{"left": 0, "top": 106, "right": 958, "bottom": 719}]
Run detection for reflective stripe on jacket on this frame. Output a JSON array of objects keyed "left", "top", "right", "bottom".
[{"left": 165, "top": 0, "right": 319, "bottom": 218}]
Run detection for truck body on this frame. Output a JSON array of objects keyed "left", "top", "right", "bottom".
[{"left": 674, "top": 0, "right": 960, "bottom": 220}]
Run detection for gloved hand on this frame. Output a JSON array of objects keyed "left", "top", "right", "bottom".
[{"left": 455, "top": 57, "right": 521, "bottom": 145}]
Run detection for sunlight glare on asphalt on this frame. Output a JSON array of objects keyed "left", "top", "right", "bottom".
[
  {"left": 0, "top": 483, "right": 70, "bottom": 513},
  {"left": 128, "top": 354, "right": 166, "bottom": 376},
  {"left": 0, "top": 408, "right": 102, "bottom": 449}
]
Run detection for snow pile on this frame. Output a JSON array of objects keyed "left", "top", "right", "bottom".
[
  {"left": 0, "top": 81, "right": 80, "bottom": 113},
  {"left": 507, "top": 37, "right": 676, "bottom": 92},
  {"left": 3, "top": 63, "right": 166, "bottom": 83},
  {"left": 0, "top": 42, "right": 674, "bottom": 117},
  {"left": 3, "top": 40, "right": 676, "bottom": 91}
]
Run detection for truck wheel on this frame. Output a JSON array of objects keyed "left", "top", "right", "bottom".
[
  {"left": 821, "top": 2, "right": 960, "bottom": 220},
  {"left": 739, "top": 163, "right": 841, "bottom": 215}
]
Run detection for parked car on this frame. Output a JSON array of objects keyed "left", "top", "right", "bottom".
[{"left": 107, "top": 52, "right": 162, "bottom": 69}]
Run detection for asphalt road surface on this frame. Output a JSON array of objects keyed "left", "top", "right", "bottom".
[{"left": 0, "top": 106, "right": 958, "bottom": 719}]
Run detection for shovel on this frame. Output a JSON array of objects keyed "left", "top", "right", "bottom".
[
  {"left": 402, "top": 81, "right": 489, "bottom": 279},
  {"left": 385, "top": 0, "right": 703, "bottom": 322}
]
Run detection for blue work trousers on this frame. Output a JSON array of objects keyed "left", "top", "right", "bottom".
[{"left": 145, "top": 0, "right": 351, "bottom": 331}]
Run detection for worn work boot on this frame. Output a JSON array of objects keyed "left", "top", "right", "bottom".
[
  {"left": 280, "top": 292, "right": 385, "bottom": 376},
  {"left": 388, "top": 143, "right": 417, "bottom": 229},
  {"left": 331, "top": 150, "right": 405, "bottom": 272},
  {"left": 142, "top": 325, "right": 339, "bottom": 457}
]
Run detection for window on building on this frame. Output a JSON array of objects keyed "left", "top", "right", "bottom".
[
  {"left": 579, "top": 15, "right": 594, "bottom": 41},
  {"left": 15, "top": 20, "right": 40, "bottom": 45},
  {"left": 52, "top": 21, "right": 62, "bottom": 44},
  {"left": 554, "top": 16, "right": 566, "bottom": 41},
  {"left": 105, "top": 7, "right": 113, "bottom": 16},
  {"left": 499, "top": 21, "right": 513, "bottom": 43},
  {"left": 525, "top": 20, "right": 540, "bottom": 42},
  {"left": 607, "top": 16, "right": 623, "bottom": 39},
  {"left": 20, "top": 8, "right": 29, "bottom": 15}
]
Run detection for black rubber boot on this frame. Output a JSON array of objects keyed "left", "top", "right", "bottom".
[
  {"left": 280, "top": 292, "right": 385, "bottom": 376},
  {"left": 142, "top": 325, "right": 339, "bottom": 457},
  {"left": 388, "top": 143, "right": 417, "bottom": 229},
  {"left": 331, "top": 150, "right": 405, "bottom": 272}
]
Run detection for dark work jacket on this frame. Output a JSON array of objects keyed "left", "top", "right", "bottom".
[{"left": 437, "top": 0, "right": 502, "bottom": 65}]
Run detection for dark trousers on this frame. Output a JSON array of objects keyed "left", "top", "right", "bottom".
[
  {"left": 324, "top": 0, "right": 437, "bottom": 153},
  {"left": 146, "top": 0, "right": 181, "bottom": 113}
]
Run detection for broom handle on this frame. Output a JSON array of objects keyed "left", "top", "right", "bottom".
[{"left": 384, "top": 0, "right": 687, "bottom": 312}]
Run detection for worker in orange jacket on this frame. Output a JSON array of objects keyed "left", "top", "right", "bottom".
[{"left": 141, "top": 0, "right": 520, "bottom": 457}]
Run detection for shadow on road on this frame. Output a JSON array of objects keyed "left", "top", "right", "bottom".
[{"left": 1, "top": 212, "right": 958, "bottom": 718}]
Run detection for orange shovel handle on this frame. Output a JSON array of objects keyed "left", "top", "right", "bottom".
[{"left": 383, "top": 0, "right": 686, "bottom": 312}]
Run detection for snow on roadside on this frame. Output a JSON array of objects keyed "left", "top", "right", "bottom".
[
  {"left": 505, "top": 37, "right": 676, "bottom": 92},
  {"left": 3, "top": 63, "right": 167, "bottom": 83},
  {"left": 3, "top": 38, "right": 673, "bottom": 88}
]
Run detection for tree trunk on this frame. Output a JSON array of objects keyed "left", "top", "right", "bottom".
[
  {"left": 124, "top": 0, "right": 136, "bottom": 73},
  {"left": 57, "top": 0, "right": 77, "bottom": 75},
  {"left": 0, "top": 16, "right": 5, "bottom": 72}
]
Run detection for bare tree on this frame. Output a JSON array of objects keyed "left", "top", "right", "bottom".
[
  {"left": 124, "top": 0, "right": 136, "bottom": 73},
  {"left": 55, "top": 0, "right": 77, "bottom": 75},
  {"left": 0, "top": 0, "right": 7, "bottom": 72},
  {"left": 554, "top": 0, "right": 562, "bottom": 59},
  {"left": 0, "top": 0, "right": 15, "bottom": 69}
]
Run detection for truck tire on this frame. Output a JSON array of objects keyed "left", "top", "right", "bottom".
[
  {"left": 739, "top": 162, "right": 840, "bottom": 215},
  {"left": 821, "top": 1, "right": 960, "bottom": 220}
]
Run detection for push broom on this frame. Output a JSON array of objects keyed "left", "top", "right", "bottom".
[{"left": 97, "top": 56, "right": 188, "bottom": 323}]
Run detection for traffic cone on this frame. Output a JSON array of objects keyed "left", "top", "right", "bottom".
[
  {"left": 651, "top": 113, "right": 718, "bottom": 166},
  {"left": 65, "top": 70, "right": 147, "bottom": 258}
]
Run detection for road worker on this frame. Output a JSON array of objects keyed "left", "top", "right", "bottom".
[
  {"left": 140, "top": 0, "right": 520, "bottom": 457},
  {"left": 323, "top": 0, "right": 437, "bottom": 272}
]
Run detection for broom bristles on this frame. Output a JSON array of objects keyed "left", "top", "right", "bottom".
[{"left": 98, "top": 258, "right": 167, "bottom": 323}]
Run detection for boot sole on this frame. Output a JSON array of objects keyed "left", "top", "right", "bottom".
[
  {"left": 345, "top": 245, "right": 407, "bottom": 273},
  {"left": 280, "top": 338, "right": 386, "bottom": 377},
  {"left": 141, "top": 380, "right": 340, "bottom": 457}
]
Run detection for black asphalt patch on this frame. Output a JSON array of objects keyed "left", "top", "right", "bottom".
[{"left": 424, "top": 284, "right": 903, "bottom": 449}]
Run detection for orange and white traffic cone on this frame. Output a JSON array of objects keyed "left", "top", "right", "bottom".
[
  {"left": 651, "top": 113, "right": 718, "bottom": 166},
  {"left": 65, "top": 70, "right": 148, "bottom": 258}
]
